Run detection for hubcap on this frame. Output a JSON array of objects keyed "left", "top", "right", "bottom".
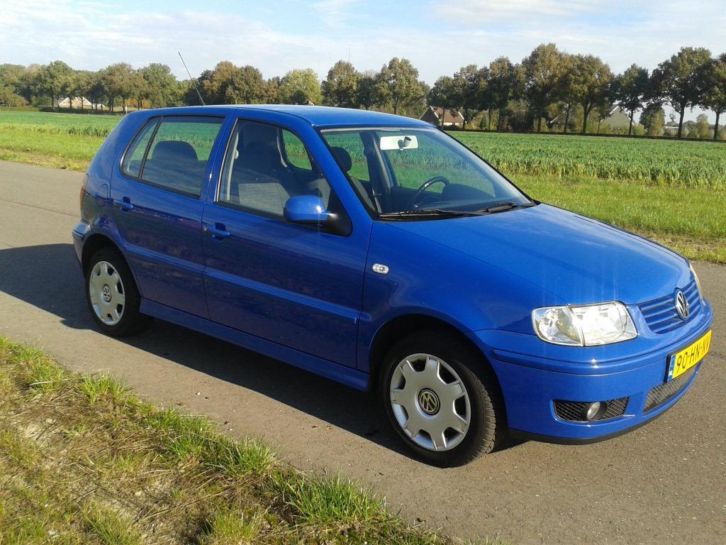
[
  {"left": 88, "top": 261, "right": 126, "bottom": 326},
  {"left": 389, "top": 353, "right": 471, "bottom": 452}
]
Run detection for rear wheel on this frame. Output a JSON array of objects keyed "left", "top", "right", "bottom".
[
  {"left": 85, "top": 248, "right": 151, "bottom": 336},
  {"left": 379, "top": 330, "right": 502, "bottom": 466}
]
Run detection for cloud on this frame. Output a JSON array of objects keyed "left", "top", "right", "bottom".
[
  {"left": 2, "top": 0, "right": 724, "bottom": 100},
  {"left": 432, "top": 0, "right": 604, "bottom": 22},
  {"left": 312, "top": 0, "right": 360, "bottom": 27}
]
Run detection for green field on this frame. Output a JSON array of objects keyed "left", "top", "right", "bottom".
[{"left": 1, "top": 109, "right": 724, "bottom": 262}]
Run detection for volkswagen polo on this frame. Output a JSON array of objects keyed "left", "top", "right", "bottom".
[{"left": 73, "top": 106, "right": 713, "bottom": 466}]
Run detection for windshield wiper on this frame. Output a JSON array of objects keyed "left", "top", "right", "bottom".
[
  {"left": 378, "top": 208, "right": 483, "bottom": 220},
  {"left": 477, "top": 201, "right": 536, "bottom": 214}
]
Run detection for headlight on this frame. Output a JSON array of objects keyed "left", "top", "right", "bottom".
[
  {"left": 689, "top": 263, "right": 702, "bottom": 300},
  {"left": 532, "top": 302, "right": 637, "bottom": 346}
]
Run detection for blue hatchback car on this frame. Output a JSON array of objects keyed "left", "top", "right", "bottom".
[{"left": 73, "top": 105, "right": 713, "bottom": 466}]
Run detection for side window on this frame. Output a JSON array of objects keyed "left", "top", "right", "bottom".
[
  {"left": 324, "top": 131, "right": 369, "bottom": 181},
  {"left": 135, "top": 116, "right": 223, "bottom": 197},
  {"left": 281, "top": 130, "right": 313, "bottom": 171},
  {"left": 218, "top": 121, "right": 335, "bottom": 218},
  {"left": 121, "top": 119, "right": 158, "bottom": 178}
]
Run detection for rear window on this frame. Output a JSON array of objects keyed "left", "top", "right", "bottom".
[{"left": 122, "top": 116, "right": 223, "bottom": 197}]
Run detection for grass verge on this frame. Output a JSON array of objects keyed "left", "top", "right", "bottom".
[{"left": 0, "top": 338, "right": 502, "bottom": 545}]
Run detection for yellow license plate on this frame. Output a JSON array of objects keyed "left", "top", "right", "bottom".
[{"left": 667, "top": 330, "right": 712, "bottom": 381}]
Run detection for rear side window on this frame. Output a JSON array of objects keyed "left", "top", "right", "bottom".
[
  {"left": 122, "top": 119, "right": 157, "bottom": 178},
  {"left": 122, "top": 116, "right": 223, "bottom": 197}
]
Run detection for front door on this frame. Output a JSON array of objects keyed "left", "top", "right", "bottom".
[{"left": 202, "top": 120, "right": 367, "bottom": 367}]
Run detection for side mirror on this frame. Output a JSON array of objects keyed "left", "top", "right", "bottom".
[{"left": 284, "top": 195, "right": 335, "bottom": 225}]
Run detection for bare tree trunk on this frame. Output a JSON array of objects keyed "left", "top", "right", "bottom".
[
  {"left": 714, "top": 111, "right": 721, "bottom": 140},
  {"left": 677, "top": 107, "right": 685, "bottom": 138},
  {"left": 628, "top": 111, "right": 634, "bottom": 136},
  {"left": 536, "top": 116, "right": 542, "bottom": 132},
  {"left": 582, "top": 105, "right": 590, "bottom": 134},
  {"left": 563, "top": 103, "right": 571, "bottom": 133}
]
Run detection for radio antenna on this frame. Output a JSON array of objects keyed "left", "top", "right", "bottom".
[{"left": 178, "top": 51, "right": 205, "bottom": 105}]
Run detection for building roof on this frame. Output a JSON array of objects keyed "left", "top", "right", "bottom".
[{"left": 422, "top": 106, "right": 465, "bottom": 125}]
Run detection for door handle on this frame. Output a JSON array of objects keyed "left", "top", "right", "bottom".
[
  {"left": 113, "top": 196, "right": 134, "bottom": 211},
  {"left": 205, "top": 222, "right": 231, "bottom": 239}
]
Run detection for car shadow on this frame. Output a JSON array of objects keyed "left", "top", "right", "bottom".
[{"left": 0, "top": 243, "right": 524, "bottom": 459}]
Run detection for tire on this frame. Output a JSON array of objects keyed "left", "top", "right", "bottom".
[
  {"left": 85, "top": 247, "right": 151, "bottom": 337},
  {"left": 379, "top": 330, "right": 504, "bottom": 467}
]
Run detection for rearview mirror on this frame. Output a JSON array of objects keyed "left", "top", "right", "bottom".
[
  {"left": 379, "top": 135, "right": 419, "bottom": 151},
  {"left": 284, "top": 195, "right": 335, "bottom": 224}
]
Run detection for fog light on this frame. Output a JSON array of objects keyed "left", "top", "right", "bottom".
[{"left": 585, "top": 402, "right": 602, "bottom": 421}]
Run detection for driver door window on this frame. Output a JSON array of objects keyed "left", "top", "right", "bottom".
[{"left": 218, "top": 121, "right": 332, "bottom": 217}]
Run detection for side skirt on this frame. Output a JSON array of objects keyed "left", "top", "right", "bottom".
[{"left": 140, "top": 299, "right": 370, "bottom": 392}]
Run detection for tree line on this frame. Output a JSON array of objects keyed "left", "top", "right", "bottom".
[{"left": 1, "top": 44, "right": 724, "bottom": 139}]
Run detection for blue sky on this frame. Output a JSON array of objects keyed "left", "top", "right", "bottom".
[{"left": 2, "top": 0, "right": 724, "bottom": 118}]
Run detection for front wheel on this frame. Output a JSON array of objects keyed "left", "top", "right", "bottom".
[
  {"left": 379, "top": 331, "right": 503, "bottom": 466},
  {"left": 85, "top": 247, "right": 151, "bottom": 337}
]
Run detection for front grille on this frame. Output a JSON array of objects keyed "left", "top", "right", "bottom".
[
  {"left": 644, "top": 368, "right": 695, "bottom": 412},
  {"left": 639, "top": 278, "right": 701, "bottom": 334},
  {"left": 554, "top": 397, "right": 629, "bottom": 422}
]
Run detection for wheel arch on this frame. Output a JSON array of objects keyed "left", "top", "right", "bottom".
[
  {"left": 81, "top": 233, "right": 123, "bottom": 275},
  {"left": 368, "top": 314, "right": 506, "bottom": 423}
]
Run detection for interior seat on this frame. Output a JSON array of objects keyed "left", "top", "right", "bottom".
[{"left": 330, "top": 146, "right": 375, "bottom": 210}]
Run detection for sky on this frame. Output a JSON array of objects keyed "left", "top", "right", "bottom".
[{"left": 1, "top": 0, "right": 724, "bottom": 119}]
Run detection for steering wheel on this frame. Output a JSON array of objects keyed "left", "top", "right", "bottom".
[{"left": 409, "top": 176, "right": 450, "bottom": 208}]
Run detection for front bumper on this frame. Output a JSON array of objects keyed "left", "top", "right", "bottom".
[{"left": 475, "top": 299, "right": 713, "bottom": 441}]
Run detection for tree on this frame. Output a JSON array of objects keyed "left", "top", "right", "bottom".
[
  {"left": 640, "top": 103, "right": 665, "bottom": 136},
  {"left": 36, "top": 60, "right": 74, "bottom": 109},
  {"left": 192, "top": 62, "right": 267, "bottom": 105},
  {"left": 652, "top": 47, "right": 712, "bottom": 138},
  {"left": 140, "top": 63, "right": 179, "bottom": 107},
  {"left": 102, "top": 63, "right": 135, "bottom": 112},
  {"left": 693, "top": 113, "right": 711, "bottom": 139},
  {"left": 71, "top": 70, "right": 93, "bottom": 110},
  {"left": 321, "top": 60, "right": 360, "bottom": 107},
  {"left": 555, "top": 53, "right": 576, "bottom": 133},
  {"left": 702, "top": 54, "right": 726, "bottom": 140},
  {"left": 569, "top": 54, "right": 614, "bottom": 133},
  {"left": 0, "top": 64, "right": 27, "bottom": 106},
  {"left": 452, "top": 65, "right": 488, "bottom": 128},
  {"left": 279, "top": 69, "right": 321, "bottom": 104},
  {"left": 614, "top": 64, "right": 649, "bottom": 136},
  {"left": 356, "top": 72, "right": 377, "bottom": 110},
  {"left": 375, "top": 58, "right": 426, "bottom": 115},
  {"left": 521, "top": 43, "right": 566, "bottom": 132},
  {"left": 428, "top": 76, "right": 457, "bottom": 126},
  {"left": 85, "top": 71, "right": 107, "bottom": 111},
  {"left": 488, "top": 57, "right": 517, "bottom": 131}
]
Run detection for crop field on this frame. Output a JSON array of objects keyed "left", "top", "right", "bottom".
[
  {"left": 0, "top": 109, "right": 724, "bottom": 262},
  {"left": 456, "top": 132, "right": 726, "bottom": 188}
]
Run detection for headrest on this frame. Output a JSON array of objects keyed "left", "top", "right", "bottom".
[
  {"left": 152, "top": 140, "right": 198, "bottom": 162},
  {"left": 241, "top": 122, "right": 279, "bottom": 149},
  {"left": 330, "top": 146, "right": 352, "bottom": 172}
]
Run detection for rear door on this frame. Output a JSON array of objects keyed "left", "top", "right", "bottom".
[
  {"left": 202, "top": 119, "right": 368, "bottom": 368},
  {"left": 111, "top": 115, "right": 224, "bottom": 317}
]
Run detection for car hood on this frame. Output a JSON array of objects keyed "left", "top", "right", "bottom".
[{"left": 383, "top": 204, "right": 689, "bottom": 305}]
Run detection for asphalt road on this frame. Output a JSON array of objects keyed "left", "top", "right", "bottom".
[{"left": 0, "top": 160, "right": 724, "bottom": 545}]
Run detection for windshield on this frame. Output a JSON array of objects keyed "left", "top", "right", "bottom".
[{"left": 321, "top": 127, "right": 532, "bottom": 219}]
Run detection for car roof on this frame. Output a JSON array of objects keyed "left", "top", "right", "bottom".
[{"left": 131, "top": 105, "right": 432, "bottom": 129}]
